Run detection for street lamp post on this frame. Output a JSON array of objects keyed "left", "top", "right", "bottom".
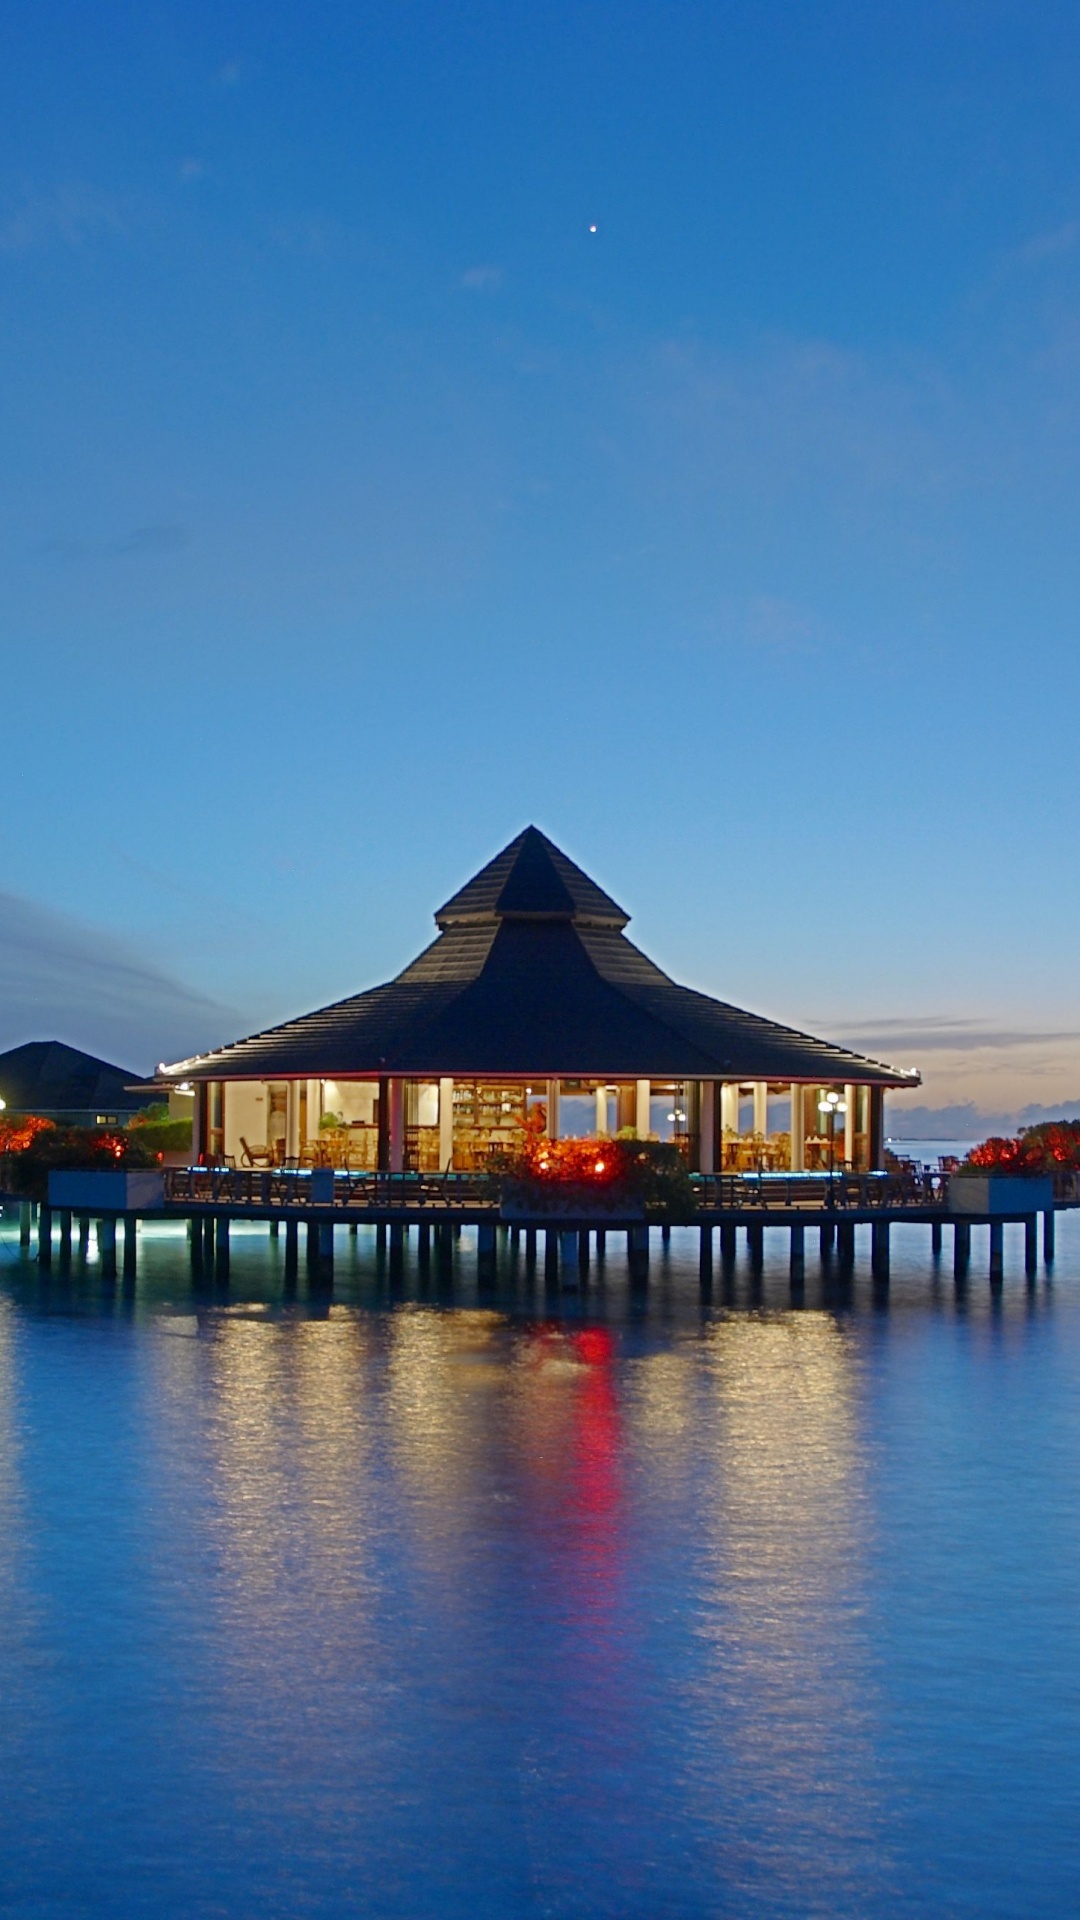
[{"left": 817, "top": 1089, "right": 848, "bottom": 1176}]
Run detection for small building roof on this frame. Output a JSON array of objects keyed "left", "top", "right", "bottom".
[
  {"left": 160, "top": 827, "right": 920, "bottom": 1088},
  {"left": 0, "top": 1040, "right": 154, "bottom": 1115}
]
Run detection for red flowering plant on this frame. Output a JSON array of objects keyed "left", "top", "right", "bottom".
[
  {"left": 0, "top": 1114, "right": 55, "bottom": 1155},
  {"left": 960, "top": 1120, "right": 1080, "bottom": 1176},
  {"left": 0, "top": 1123, "right": 157, "bottom": 1201},
  {"left": 494, "top": 1136, "right": 695, "bottom": 1218}
]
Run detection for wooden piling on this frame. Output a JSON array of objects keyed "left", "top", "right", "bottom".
[
  {"left": 989, "top": 1220, "right": 1004, "bottom": 1282},
  {"left": 719, "top": 1222, "right": 737, "bottom": 1263},
  {"left": 1025, "top": 1215, "right": 1038, "bottom": 1277},
  {"left": 122, "top": 1215, "right": 137, "bottom": 1281},
  {"left": 19, "top": 1201, "right": 31, "bottom": 1248},
  {"left": 214, "top": 1215, "right": 230, "bottom": 1279},
  {"left": 789, "top": 1222, "right": 805, "bottom": 1279},
  {"left": 931, "top": 1220, "right": 943, "bottom": 1256},
  {"left": 699, "top": 1225, "right": 713, "bottom": 1282},
  {"left": 38, "top": 1205, "right": 53, "bottom": 1268},
  {"left": 954, "top": 1220, "right": 970, "bottom": 1278},
  {"left": 871, "top": 1219, "right": 890, "bottom": 1279},
  {"left": 628, "top": 1223, "right": 649, "bottom": 1280},
  {"left": 1043, "top": 1209, "right": 1055, "bottom": 1264},
  {"left": 99, "top": 1216, "right": 117, "bottom": 1279}
]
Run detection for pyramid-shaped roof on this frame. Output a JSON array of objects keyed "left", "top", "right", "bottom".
[
  {"left": 0, "top": 1040, "right": 151, "bottom": 1114},
  {"left": 160, "top": 828, "right": 919, "bottom": 1087},
  {"left": 435, "top": 826, "right": 629, "bottom": 928}
]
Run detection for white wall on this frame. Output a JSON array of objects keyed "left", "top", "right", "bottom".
[
  {"left": 223, "top": 1082, "right": 269, "bottom": 1161},
  {"left": 323, "top": 1080, "right": 379, "bottom": 1124}
]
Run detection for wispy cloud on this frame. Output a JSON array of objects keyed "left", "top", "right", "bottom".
[
  {"left": 36, "top": 523, "right": 191, "bottom": 560},
  {"left": 0, "top": 183, "right": 126, "bottom": 254},
  {"left": 460, "top": 264, "right": 504, "bottom": 292},
  {"left": 840, "top": 1017, "right": 1080, "bottom": 1054},
  {"left": 885, "top": 1098, "right": 1080, "bottom": 1140},
  {"left": 1012, "top": 220, "right": 1079, "bottom": 267},
  {"left": 0, "top": 891, "right": 238, "bottom": 1072}
]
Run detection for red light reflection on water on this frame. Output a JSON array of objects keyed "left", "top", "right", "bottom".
[{"left": 518, "top": 1322, "right": 624, "bottom": 1623}]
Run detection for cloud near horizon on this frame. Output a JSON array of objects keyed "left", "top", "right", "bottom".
[
  {"left": 0, "top": 890, "right": 239, "bottom": 1073},
  {"left": 834, "top": 1016, "right": 1080, "bottom": 1116}
]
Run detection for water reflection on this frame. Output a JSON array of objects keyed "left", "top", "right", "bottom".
[
  {"left": 0, "top": 1212, "right": 1078, "bottom": 1916},
  {"left": 683, "top": 1315, "right": 892, "bottom": 1908}
]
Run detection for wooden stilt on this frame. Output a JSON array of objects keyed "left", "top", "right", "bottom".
[
  {"left": 1025, "top": 1215, "right": 1038, "bottom": 1277},
  {"left": 871, "top": 1219, "right": 890, "bottom": 1279},
  {"left": 123, "top": 1214, "right": 137, "bottom": 1280},
  {"left": 1043, "top": 1209, "right": 1055, "bottom": 1264},
  {"left": 699, "top": 1225, "right": 713, "bottom": 1282},
  {"left": 99, "top": 1216, "right": 117, "bottom": 1279},
  {"left": 989, "top": 1220, "right": 1004, "bottom": 1283},
  {"left": 954, "top": 1220, "right": 970, "bottom": 1278}
]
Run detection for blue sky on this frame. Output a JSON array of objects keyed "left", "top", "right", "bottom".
[{"left": 3, "top": 1, "right": 1080, "bottom": 1115}]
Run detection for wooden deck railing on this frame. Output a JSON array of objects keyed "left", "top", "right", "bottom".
[{"left": 163, "top": 1165, "right": 956, "bottom": 1215}]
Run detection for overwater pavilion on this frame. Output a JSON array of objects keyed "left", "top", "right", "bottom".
[{"left": 159, "top": 828, "right": 919, "bottom": 1174}]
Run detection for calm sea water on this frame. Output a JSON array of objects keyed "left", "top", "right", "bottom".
[{"left": 0, "top": 1208, "right": 1078, "bottom": 1918}]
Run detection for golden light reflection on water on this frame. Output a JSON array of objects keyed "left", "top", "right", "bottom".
[
  {"left": 158, "top": 1312, "right": 383, "bottom": 1594},
  {"left": 139, "top": 1298, "right": 892, "bottom": 1904},
  {"left": 0, "top": 1301, "right": 27, "bottom": 1619},
  {"left": 678, "top": 1312, "right": 888, "bottom": 1896}
]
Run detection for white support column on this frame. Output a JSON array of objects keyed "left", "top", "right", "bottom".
[
  {"left": 594, "top": 1085, "right": 610, "bottom": 1137},
  {"left": 699, "top": 1082, "right": 716, "bottom": 1173},
  {"left": 753, "top": 1081, "right": 768, "bottom": 1136},
  {"left": 388, "top": 1078, "right": 405, "bottom": 1172},
  {"left": 306, "top": 1079, "right": 321, "bottom": 1149},
  {"left": 790, "top": 1084, "right": 805, "bottom": 1172},
  {"left": 438, "top": 1078, "right": 454, "bottom": 1171},
  {"left": 286, "top": 1081, "right": 300, "bottom": 1160},
  {"left": 844, "top": 1084, "right": 856, "bottom": 1167},
  {"left": 720, "top": 1083, "right": 740, "bottom": 1134},
  {"left": 547, "top": 1080, "right": 560, "bottom": 1140},
  {"left": 635, "top": 1079, "right": 651, "bottom": 1139}
]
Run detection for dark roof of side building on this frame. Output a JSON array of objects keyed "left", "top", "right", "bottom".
[
  {"left": 0, "top": 1040, "right": 155, "bottom": 1115},
  {"left": 160, "top": 827, "right": 921, "bottom": 1088}
]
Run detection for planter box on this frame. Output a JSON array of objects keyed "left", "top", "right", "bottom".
[
  {"left": 948, "top": 1174, "right": 1053, "bottom": 1215},
  {"left": 47, "top": 1170, "right": 165, "bottom": 1211}
]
